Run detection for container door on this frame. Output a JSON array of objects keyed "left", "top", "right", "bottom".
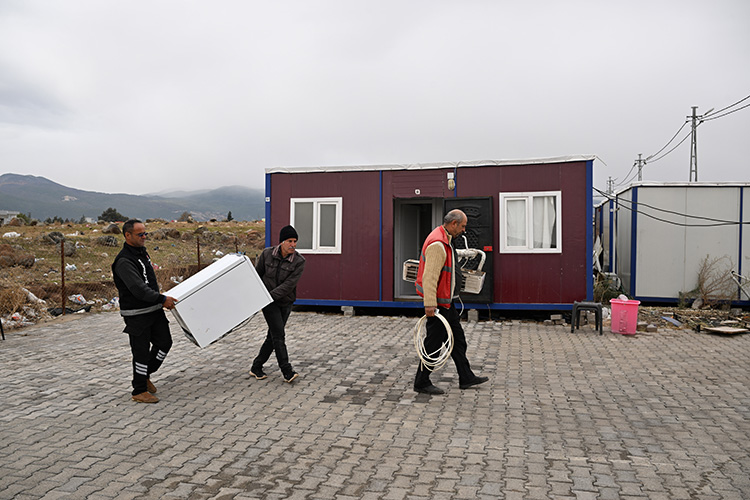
[
  {"left": 444, "top": 197, "right": 493, "bottom": 304},
  {"left": 394, "top": 198, "right": 442, "bottom": 299}
]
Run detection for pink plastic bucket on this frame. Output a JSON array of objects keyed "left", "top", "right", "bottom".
[{"left": 610, "top": 298, "right": 640, "bottom": 335}]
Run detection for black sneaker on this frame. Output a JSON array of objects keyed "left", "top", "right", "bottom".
[
  {"left": 284, "top": 371, "right": 299, "bottom": 383},
  {"left": 249, "top": 368, "right": 267, "bottom": 380}
]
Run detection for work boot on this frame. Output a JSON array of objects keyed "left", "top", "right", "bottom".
[
  {"left": 146, "top": 378, "right": 157, "bottom": 394},
  {"left": 459, "top": 376, "right": 489, "bottom": 390},
  {"left": 414, "top": 384, "right": 445, "bottom": 395},
  {"left": 132, "top": 392, "right": 159, "bottom": 403}
]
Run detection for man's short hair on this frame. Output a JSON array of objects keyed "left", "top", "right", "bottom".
[
  {"left": 443, "top": 210, "right": 466, "bottom": 225},
  {"left": 122, "top": 219, "right": 142, "bottom": 235}
]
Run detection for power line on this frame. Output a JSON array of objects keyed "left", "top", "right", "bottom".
[
  {"left": 645, "top": 130, "right": 692, "bottom": 164},
  {"left": 613, "top": 162, "right": 638, "bottom": 188},
  {"left": 703, "top": 94, "right": 750, "bottom": 119},
  {"left": 594, "top": 187, "right": 750, "bottom": 227},
  {"left": 703, "top": 101, "right": 750, "bottom": 121},
  {"left": 617, "top": 202, "right": 745, "bottom": 227},
  {"left": 645, "top": 121, "right": 688, "bottom": 161},
  {"left": 620, "top": 167, "right": 640, "bottom": 186},
  {"left": 613, "top": 162, "right": 641, "bottom": 188},
  {"left": 608, "top": 190, "right": 744, "bottom": 223},
  {"left": 623, "top": 93, "right": 749, "bottom": 185},
  {"left": 619, "top": 202, "right": 743, "bottom": 227}
]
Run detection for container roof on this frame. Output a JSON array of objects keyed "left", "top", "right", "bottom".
[{"left": 266, "top": 155, "right": 598, "bottom": 174}]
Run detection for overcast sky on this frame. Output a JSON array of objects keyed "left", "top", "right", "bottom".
[{"left": 1, "top": 1, "right": 748, "bottom": 196}]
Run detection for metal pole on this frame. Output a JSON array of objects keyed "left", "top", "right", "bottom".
[
  {"left": 689, "top": 106, "right": 698, "bottom": 182},
  {"left": 61, "top": 238, "right": 66, "bottom": 316},
  {"left": 637, "top": 153, "right": 643, "bottom": 181}
]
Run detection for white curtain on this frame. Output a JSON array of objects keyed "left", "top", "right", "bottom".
[
  {"left": 506, "top": 199, "right": 526, "bottom": 247},
  {"left": 532, "top": 196, "right": 557, "bottom": 248}
]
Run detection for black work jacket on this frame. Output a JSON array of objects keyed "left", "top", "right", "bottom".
[
  {"left": 255, "top": 245, "right": 306, "bottom": 306},
  {"left": 112, "top": 243, "right": 165, "bottom": 312}
]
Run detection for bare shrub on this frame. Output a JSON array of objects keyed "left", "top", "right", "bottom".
[
  {"left": 0, "top": 286, "right": 27, "bottom": 315},
  {"left": 693, "top": 255, "right": 737, "bottom": 307},
  {"left": 594, "top": 272, "right": 623, "bottom": 303}
]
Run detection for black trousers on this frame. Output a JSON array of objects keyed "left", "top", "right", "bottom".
[
  {"left": 124, "top": 310, "right": 172, "bottom": 395},
  {"left": 252, "top": 302, "right": 294, "bottom": 376},
  {"left": 414, "top": 303, "right": 475, "bottom": 388}
]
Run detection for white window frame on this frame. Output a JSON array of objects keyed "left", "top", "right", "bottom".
[
  {"left": 499, "top": 191, "right": 562, "bottom": 254},
  {"left": 289, "top": 197, "right": 343, "bottom": 254}
]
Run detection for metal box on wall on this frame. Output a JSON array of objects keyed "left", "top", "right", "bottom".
[{"left": 167, "top": 254, "right": 272, "bottom": 348}]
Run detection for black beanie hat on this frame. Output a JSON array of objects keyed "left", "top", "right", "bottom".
[{"left": 279, "top": 225, "right": 298, "bottom": 243}]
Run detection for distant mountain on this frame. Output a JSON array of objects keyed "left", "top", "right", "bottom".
[
  {"left": 0, "top": 173, "right": 265, "bottom": 222},
  {"left": 144, "top": 188, "right": 213, "bottom": 198}
]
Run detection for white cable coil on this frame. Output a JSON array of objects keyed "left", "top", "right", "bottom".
[{"left": 413, "top": 310, "right": 453, "bottom": 372}]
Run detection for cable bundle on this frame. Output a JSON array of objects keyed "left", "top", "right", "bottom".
[{"left": 413, "top": 311, "right": 453, "bottom": 372}]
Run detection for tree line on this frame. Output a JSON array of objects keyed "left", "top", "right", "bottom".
[{"left": 13, "top": 208, "right": 235, "bottom": 225}]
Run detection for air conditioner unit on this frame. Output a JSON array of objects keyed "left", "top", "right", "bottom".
[{"left": 402, "top": 259, "right": 420, "bottom": 282}]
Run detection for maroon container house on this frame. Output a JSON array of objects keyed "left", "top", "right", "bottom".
[{"left": 264, "top": 156, "right": 595, "bottom": 311}]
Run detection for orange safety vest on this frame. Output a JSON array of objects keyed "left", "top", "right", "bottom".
[{"left": 415, "top": 226, "right": 454, "bottom": 308}]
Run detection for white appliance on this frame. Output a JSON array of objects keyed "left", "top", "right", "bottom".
[{"left": 167, "top": 254, "right": 272, "bottom": 348}]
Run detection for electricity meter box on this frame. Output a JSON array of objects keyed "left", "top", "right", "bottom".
[{"left": 167, "top": 254, "right": 272, "bottom": 348}]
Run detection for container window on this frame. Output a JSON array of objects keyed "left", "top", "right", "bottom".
[
  {"left": 290, "top": 197, "right": 342, "bottom": 253},
  {"left": 499, "top": 191, "right": 562, "bottom": 253}
]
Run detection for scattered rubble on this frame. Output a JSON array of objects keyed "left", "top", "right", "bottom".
[
  {"left": 101, "top": 223, "right": 121, "bottom": 234},
  {"left": 246, "top": 229, "right": 264, "bottom": 247},
  {"left": 149, "top": 227, "right": 181, "bottom": 240},
  {"left": 56, "top": 240, "right": 76, "bottom": 257},
  {"left": 638, "top": 306, "right": 749, "bottom": 333},
  {"left": 547, "top": 305, "right": 749, "bottom": 335},
  {"left": 0, "top": 244, "right": 35, "bottom": 269},
  {"left": 95, "top": 235, "right": 119, "bottom": 247},
  {"left": 40, "top": 231, "right": 65, "bottom": 245}
]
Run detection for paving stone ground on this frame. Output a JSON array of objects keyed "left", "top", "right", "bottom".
[{"left": 1, "top": 310, "right": 749, "bottom": 499}]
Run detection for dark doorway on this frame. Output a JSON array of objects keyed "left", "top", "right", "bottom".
[{"left": 394, "top": 198, "right": 442, "bottom": 299}]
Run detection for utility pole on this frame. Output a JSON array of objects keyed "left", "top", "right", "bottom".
[
  {"left": 636, "top": 153, "right": 645, "bottom": 181},
  {"left": 689, "top": 106, "right": 699, "bottom": 182},
  {"left": 606, "top": 176, "right": 614, "bottom": 194}
]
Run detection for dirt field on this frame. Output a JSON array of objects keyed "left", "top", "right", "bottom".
[{"left": 1, "top": 219, "right": 265, "bottom": 327}]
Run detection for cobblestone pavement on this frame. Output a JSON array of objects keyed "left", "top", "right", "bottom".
[{"left": 2, "top": 310, "right": 750, "bottom": 499}]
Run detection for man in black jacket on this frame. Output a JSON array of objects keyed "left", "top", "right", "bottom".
[
  {"left": 250, "top": 225, "right": 306, "bottom": 383},
  {"left": 112, "top": 219, "right": 177, "bottom": 403}
]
